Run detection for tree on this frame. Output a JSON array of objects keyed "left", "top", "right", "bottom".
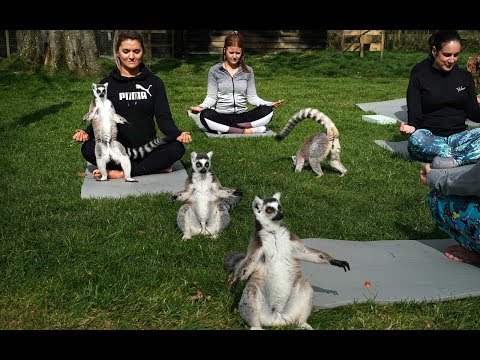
[{"left": 18, "top": 30, "right": 102, "bottom": 77}]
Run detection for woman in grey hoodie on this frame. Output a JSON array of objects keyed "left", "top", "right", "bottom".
[
  {"left": 421, "top": 162, "right": 480, "bottom": 264},
  {"left": 189, "top": 31, "right": 283, "bottom": 134}
]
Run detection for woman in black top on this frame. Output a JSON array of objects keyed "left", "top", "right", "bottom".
[
  {"left": 73, "top": 30, "right": 192, "bottom": 179},
  {"left": 399, "top": 30, "right": 480, "bottom": 168}
]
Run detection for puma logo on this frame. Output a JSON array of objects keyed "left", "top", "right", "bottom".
[
  {"left": 135, "top": 84, "right": 152, "bottom": 97},
  {"left": 456, "top": 86, "right": 466, "bottom": 93}
]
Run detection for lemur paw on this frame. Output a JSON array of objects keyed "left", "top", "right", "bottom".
[
  {"left": 330, "top": 259, "right": 350, "bottom": 272},
  {"left": 227, "top": 276, "right": 240, "bottom": 291},
  {"left": 233, "top": 189, "right": 244, "bottom": 197}
]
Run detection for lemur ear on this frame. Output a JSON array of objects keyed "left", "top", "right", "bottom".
[
  {"left": 104, "top": 82, "right": 108, "bottom": 90},
  {"left": 191, "top": 152, "right": 197, "bottom": 162},
  {"left": 252, "top": 196, "right": 263, "bottom": 212},
  {"left": 91, "top": 83, "right": 96, "bottom": 90},
  {"left": 207, "top": 151, "right": 213, "bottom": 159},
  {"left": 273, "top": 192, "right": 281, "bottom": 201}
]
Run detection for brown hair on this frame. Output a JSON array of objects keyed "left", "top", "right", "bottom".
[
  {"left": 223, "top": 31, "right": 249, "bottom": 72},
  {"left": 112, "top": 30, "right": 146, "bottom": 71}
]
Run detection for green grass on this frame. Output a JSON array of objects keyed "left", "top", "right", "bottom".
[{"left": 1, "top": 50, "right": 479, "bottom": 330}]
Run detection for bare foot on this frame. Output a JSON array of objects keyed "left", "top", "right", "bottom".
[
  {"left": 93, "top": 169, "right": 125, "bottom": 180},
  {"left": 444, "top": 244, "right": 480, "bottom": 264},
  {"left": 243, "top": 128, "right": 253, "bottom": 134},
  {"left": 161, "top": 167, "right": 173, "bottom": 173}
]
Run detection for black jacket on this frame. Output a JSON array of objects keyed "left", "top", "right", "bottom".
[
  {"left": 85, "top": 63, "right": 181, "bottom": 147},
  {"left": 407, "top": 56, "right": 480, "bottom": 137}
]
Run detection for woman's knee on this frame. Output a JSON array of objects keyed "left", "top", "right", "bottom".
[
  {"left": 166, "top": 140, "right": 185, "bottom": 160},
  {"left": 408, "top": 130, "right": 426, "bottom": 149},
  {"left": 257, "top": 105, "right": 274, "bottom": 117},
  {"left": 200, "top": 109, "right": 218, "bottom": 131}
]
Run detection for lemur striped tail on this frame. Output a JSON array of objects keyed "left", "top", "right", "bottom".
[
  {"left": 126, "top": 137, "right": 168, "bottom": 160},
  {"left": 222, "top": 193, "right": 243, "bottom": 211},
  {"left": 275, "top": 108, "right": 339, "bottom": 141},
  {"left": 224, "top": 251, "right": 246, "bottom": 272}
]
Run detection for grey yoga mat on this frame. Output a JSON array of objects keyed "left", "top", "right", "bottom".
[
  {"left": 356, "top": 98, "right": 479, "bottom": 127},
  {"left": 80, "top": 160, "right": 187, "bottom": 199},
  {"left": 301, "top": 238, "right": 480, "bottom": 309}
]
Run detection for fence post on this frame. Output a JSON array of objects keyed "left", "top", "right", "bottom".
[{"left": 5, "top": 30, "right": 10, "bottom": 58}]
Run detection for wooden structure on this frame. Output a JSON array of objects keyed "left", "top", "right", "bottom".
[
  {"left": 341, "top": 30, "right": 385, "bottom": 58},
  {"left": 96, "top": 30, "right": 328, "bottom": 58},
  {"left": 179, "top": 30, "right": 327, "bottom": 55}
]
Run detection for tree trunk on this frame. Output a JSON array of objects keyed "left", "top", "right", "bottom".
[
  {"left": 393, "top": 30, "right": 402, "bottom": 50},
  {"left": 18, "top": 30, "right": 47, "bottom": 67},
  {"left": 18, "top": 30, "right": 101, "bottom": 77}
]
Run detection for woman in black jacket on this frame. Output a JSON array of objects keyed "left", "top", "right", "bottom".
[{"left": 73, "top": 30, "right": 192, "bottom": 179}]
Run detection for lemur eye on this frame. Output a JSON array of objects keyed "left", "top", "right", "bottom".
[
  {"left": 266, "top": 206, "right": 275, "bottom": 214},
  {"left": 196, "top": 162, "right": 202, "bottom": 168},
  {"left": 205, "top": 162, "right": 209, "bottom": 167}
]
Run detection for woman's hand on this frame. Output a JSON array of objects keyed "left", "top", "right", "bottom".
[
  {"left": 420, "top": 163, "right": 431, "bottom": 185},
  {"left": 189, "top": 106, "right": 203, "bottom": 114},
  {"left": 271, "top": 99, "right": 284, "bottom": 108},
  {"left": 177, "top": 131, "right": 192, "bottom": 144},
  {"left": 399, "top": 122, "right": 415, "bottom": 135},
  {"left": 73, "top": 129, "right": 89, "bottom": 142}
]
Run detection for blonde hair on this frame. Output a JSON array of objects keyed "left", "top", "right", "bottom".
[{"left": 112, "top": 30, "right": 146, "bottom": 71}]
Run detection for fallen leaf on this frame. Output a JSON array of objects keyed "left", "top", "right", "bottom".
[{"left": 188, "top": 290, "right": 203, "bottom": 302}]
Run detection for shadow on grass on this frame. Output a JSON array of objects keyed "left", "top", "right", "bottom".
[{"left": 8, "top": 101, "right": 73, "bottom": 130}]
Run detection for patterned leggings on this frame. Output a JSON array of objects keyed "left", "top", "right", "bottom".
[
  {"left": 408, "top": 128, "right": 480, "bottom": 166},
  {"left": 428, "top": 190, "right": 480, "bottom": 254}
]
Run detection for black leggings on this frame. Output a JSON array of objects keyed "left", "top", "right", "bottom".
[
  {"left": 81, "top": 139, "right": 186, "bottom": 177},
  {"left": 200, "top": 105, "right": 274, "bottom": 133}
]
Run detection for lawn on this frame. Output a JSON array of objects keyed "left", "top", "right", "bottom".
[{"left": 1, "top": 50, "right": 479, "bottom": 330}]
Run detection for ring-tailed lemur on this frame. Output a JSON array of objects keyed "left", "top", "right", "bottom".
[
  {"left": 224, "top": 192, "right": 350, "bottom": 330},
  {"left": 83, "top": 83, "right": 167, "bottom": 181},
  {"left": 275, "top": 108, "right": 347, "bottom": 177},
  {"left": 172, "top": 151, "right": 243, "bottom": 240}
]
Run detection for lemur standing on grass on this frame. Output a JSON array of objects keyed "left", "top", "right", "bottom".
[
  {"left": 275, "top": 108, "right": 347, "bottom": 177},
  {"left": 224, "top": 192, "right": 350, "bottom": 330},
  {"left": 172, "top": 151, "right": 243, "bottom": 240}
]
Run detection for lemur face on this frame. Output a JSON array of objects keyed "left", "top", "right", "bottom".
[
  {"left": 191, "top": 151, "right": 213, "bottom": 175},
  {"left": 252, "top": 193, "right": 283, "bottom": 222},
  {"left": 92, "top": 82, "right": 108, "bottom": 98}
]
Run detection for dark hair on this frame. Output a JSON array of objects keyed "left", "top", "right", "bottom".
[
  {"left": 428, "top": 30, "right": 462, "bottom": 52},
  {"left": 113, "top": 30, "right": 146, "bottom": 71},
  {"left": 222, "top": 31, "right": 249, "bottom": 72}
]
